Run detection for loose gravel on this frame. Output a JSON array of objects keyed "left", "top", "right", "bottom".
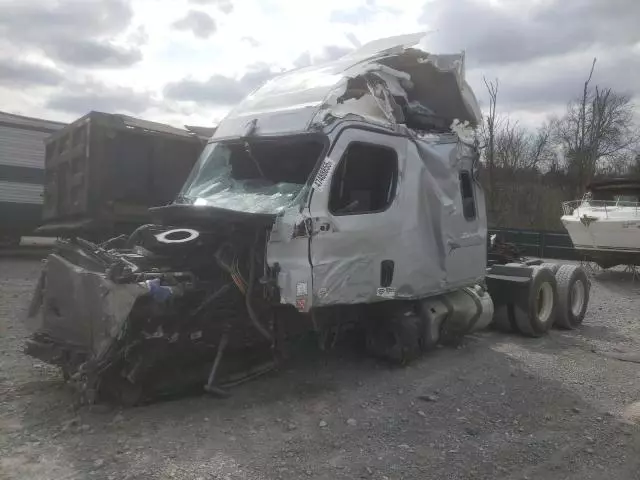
[{"left": 1, "top": 257, "right": 640, "bottom": 480}]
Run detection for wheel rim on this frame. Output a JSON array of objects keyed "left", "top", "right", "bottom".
[
  {"left": 536, "top": 282, "right": 554, "bottom": 325},
  {"left": 570, "top": 280, "right": 586, "bottom": 317}
]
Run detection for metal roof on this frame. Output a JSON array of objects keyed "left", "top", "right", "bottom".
[
  {"left": 0, "top": 111, "right": 67, "bottom": 133},
  {"left": 46, "top": 111, "right": 215, "bottom": 143},
  {"left": 185, "top": 125, "right": 217, "bottom": 139},
  {"left": 116, "top": 114, "right": 197, "bottom": 138}
]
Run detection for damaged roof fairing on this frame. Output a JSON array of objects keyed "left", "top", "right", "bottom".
[{"left": 212, "top": 33, "right": 482, "bottom": 139}]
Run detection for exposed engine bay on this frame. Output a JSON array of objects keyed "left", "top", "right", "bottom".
[{"left": 26, "top": 213, "right": 295, "bottom": 404}]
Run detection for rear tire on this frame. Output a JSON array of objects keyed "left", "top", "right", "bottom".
[
  {"left": 539, "top": 262, "right": 560, "bottom": 274},
  {"left": 512, "top": 266, "right": 558, "bottom": 337},
  {"left": 554, "top": 265, "right": 589, "bottom": 329}
]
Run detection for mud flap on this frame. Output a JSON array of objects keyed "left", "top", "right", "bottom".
[
  {"left": 25, "top": 268, "right": 46, "bottom": 327},
  {"left": 485, "top": 264, "right": 532, "bottom": 308}
]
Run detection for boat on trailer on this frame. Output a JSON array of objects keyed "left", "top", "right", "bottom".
[{"left": 561, "top": 177, "right": 640, "bottom": 268}]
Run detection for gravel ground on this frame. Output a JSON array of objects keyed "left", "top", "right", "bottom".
[{"left": 1, "top": 257, "right": 640, "bottom": 480}]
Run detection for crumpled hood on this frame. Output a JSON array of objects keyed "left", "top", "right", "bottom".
[{"left": 213, "top": 32, "right": 481, "bottom": 139}]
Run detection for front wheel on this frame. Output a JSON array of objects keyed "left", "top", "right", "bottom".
[{"left": 364, "top": 312, "right": 422, "bottom": 365}]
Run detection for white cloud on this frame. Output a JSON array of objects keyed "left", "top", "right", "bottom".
[{"left": 0, "top": 0, "right": 637, "bottom": 130}]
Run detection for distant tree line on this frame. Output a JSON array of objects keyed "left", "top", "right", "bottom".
[{"left": 478, "top": 59, "right": 639, "bottom": 231}]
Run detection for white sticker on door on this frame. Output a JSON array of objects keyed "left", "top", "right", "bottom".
[
  {"left": 296, "top": 281, "right": 308, "bottom": 296},
  {"left": 313, "top": 158, "right": 335, "bottom": 192},
  {"left": 376, "top": 287, "right": 397, "bottom": 299}
]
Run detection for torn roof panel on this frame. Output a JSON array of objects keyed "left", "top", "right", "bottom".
[
  {"left": 341, "top": 32, "right": 428, "bottom": 61},
  {"left": 212, "top": 33, "right": 481, "bottom": 140}
]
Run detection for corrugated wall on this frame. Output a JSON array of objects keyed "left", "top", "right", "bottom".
[
  {"left": 0, "top": 180, "right": 43, "bottom": 204},
  {"left": 0, "top": 112, "right": 66, "bottom": 235},
  {"left": 0, "top": 112, "right": 66, "bottom": 204},
  {"left": 0, "top": 125, "right": 52, "bottom": 169}
]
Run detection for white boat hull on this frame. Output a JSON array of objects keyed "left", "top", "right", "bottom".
[
  {"left": 561, "top": 184, "right": 640, "bottom": 266},
  {"left": 561, "top": 216, "right": 640, "bottom": 253},
  {"left": 562, "top": 210, "right": 640, "bottom": 267}
]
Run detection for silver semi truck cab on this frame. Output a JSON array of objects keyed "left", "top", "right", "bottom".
[{"left": 23, "top": 33, "right": 589, "bottom": 405}]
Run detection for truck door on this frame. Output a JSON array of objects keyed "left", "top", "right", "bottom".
[
  {"left": 307, "top": 127, "right": 407, "bottom": 306},
  {"left": 444, "top": 166, "right": 487, "bottom": 283}
]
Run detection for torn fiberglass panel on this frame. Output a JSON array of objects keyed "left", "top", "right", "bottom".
[
  {"left": 214, "top": 33, "right": 481, "bottom": 138},
  {"left": 178, "top": 136, "right": 325, "bottom": 214},
  {"left": 229, "top": 33, "right": 426, "bottom": 119}
]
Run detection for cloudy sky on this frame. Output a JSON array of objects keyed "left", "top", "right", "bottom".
[{"left": 0, "top": 0, "right": 638, "bottom": 130}]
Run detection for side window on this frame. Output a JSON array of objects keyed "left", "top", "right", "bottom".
[
  {"left": 459, "top": 170, "right": 476, "bottom": 221},
  {"left": 329, "top": 142, "right": 398, "bottom": 216}
]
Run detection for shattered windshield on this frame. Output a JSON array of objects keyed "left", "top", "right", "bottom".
[{"left": 178, "top": 135, "right": 326, "bottom": 214}]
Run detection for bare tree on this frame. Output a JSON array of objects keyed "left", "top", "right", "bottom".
[
  {"left": 480, "top": 78, "right": 499, "bottom": 217},
  {"left": 482, "top": 77, "right": 499, "bottom": 167},
  {"left": 630, "top": 153, "right": 640, "bottom": 175},
  {"left": 553, "top": 58, "right": 638, "bottom": 195},
  {"left": 488, "top": 119, "right": 555, "bottom": 226},
  {"left": 528, "top": 123, "right": 555, "bottom": 171},
  {"left": 477, "top": 61, "right": 638, "bottom": 231},
  {"left": 491, "top": 118, "right": 554, "bottom": 172}
]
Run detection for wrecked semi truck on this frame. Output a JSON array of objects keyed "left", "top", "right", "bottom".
[{"left": 24, "top": 34, "right": 591, "bottom": 405}]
